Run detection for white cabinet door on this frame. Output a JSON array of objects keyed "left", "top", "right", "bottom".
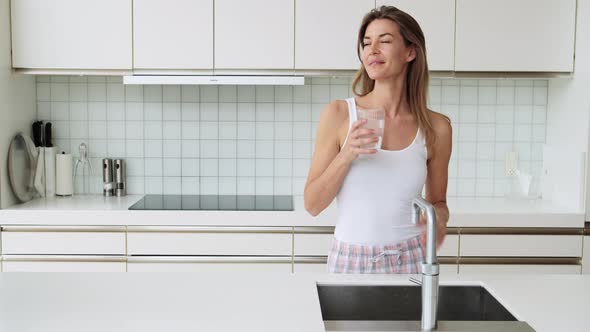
[
  {"left": 460, "top": 234, "right": 583, "bottom": 257},
  {"left": 458, "top": 264, "right": 582, "bottom": 275},
  {"left": 1, "top": 227, "right": 126, "bottom": 255},
  {"left": 293, "top": 228, "right": 334, "bottom": 256},
  {"left": 438, "top": 234, "right": 458, "bottom": 257},
  {"left": 11, "top": 0, "right": 132, "bottom": 69},
  {"left": 215, "top": 0, "right": 294, "bottom": 70},
  {"left": 376, "top": 1, "right": 455, "bottom": 71},
  {"left": 455, "top": 0, "right": 576, "bottom": 72},
  {"left": 127, "top": 227, "right": 292, "bottom": 256},
  {"left": 295, "top": 0, "right": 375, "bottom": 70},
  {"left": 133, "top": 0, "right": 213, "bottom": 70},
  {"left": 127, "top": 257, "right": 292, "bottom": 273},
  {"left": 294, "top": 257, "right": 328, "bottom": 274},
  {"left": 583, "top": 236, "right": 590, "bottom": 274},
  {"left": 439, "top": 264, "right": 458, "bottom": 274},
  {"left": 2, "top": 256, "right": 126, "bottom": 272}
]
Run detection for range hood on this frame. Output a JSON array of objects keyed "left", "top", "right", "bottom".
[{"left": 123, "top": 75, "right": 305, "bottom": 85}]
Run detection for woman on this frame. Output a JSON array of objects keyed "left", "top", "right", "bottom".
[{"left": 303, "top": 6, "right": 452, "bottom": 274}]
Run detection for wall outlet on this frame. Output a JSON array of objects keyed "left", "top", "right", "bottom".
[{"left": 505, "top": 151, "right": 518, "bottom": 176}]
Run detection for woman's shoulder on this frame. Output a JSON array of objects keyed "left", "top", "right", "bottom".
[
  {"left": 320, "top": 99, "right": 351, "bottom": 122},
  {"left": 427, "top": 109, "right": 452, "bottom": 136}
]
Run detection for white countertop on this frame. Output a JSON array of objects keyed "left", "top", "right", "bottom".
[
  {"left": 0, "top": 195, "right": 584, "bottom": 228},
  {"left": 0, "top": 272, "right": 588, "bottom": 332}
]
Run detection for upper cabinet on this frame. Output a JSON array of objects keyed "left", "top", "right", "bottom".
[
  {"left": 455, "top": 0, "right": 576, "bottom": 72},
  {"left": 133, "top": 0, "right": 213, "bottom": 70},
  {"left": 376, "top": 1, "right": 455, "bottom": 71},
  {"left": 295, "top": 0, "right": 374, "bottom": 70},
  {"left": 10, "top": 0, "right": 577, "bottom": 73},
  {"left": 11, "top": 0, "right": 132, "bottom": 70},
  {"left": 214, "top": 0, "right": 294, "bottom": 70}
]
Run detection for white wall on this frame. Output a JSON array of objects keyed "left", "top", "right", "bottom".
[
  {"left": 0, "top": 0, "right": 36, "bottom": 208},
  {"left": 546, "top": 0, "right": 590, "bottom": 213}
]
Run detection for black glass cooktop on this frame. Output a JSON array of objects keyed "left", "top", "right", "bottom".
[{"left": 129, "top": 195, "right": 294, "bottom": 211}]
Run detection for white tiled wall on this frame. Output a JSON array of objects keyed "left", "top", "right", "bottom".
[{"left": 36, "top": 76, "right": 547, "bottom": 208}]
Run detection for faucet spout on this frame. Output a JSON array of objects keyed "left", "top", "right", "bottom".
[{"left": 411, "top": 197, "right": 440, "bottom": 331}]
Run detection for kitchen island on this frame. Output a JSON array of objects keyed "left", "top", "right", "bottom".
[{"left": 0, "top": 273, "right": 588, "bottom": 332}]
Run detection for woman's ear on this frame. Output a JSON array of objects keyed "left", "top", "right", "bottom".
[{"left": 406, "top": 45, "right": 417, "bottom": 63}]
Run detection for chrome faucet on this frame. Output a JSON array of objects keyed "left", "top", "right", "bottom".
[{"left": 410, "top": 196, "right": 439, "bottom": 331}]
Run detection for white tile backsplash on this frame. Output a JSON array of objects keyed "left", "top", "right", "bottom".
[
  {"left": 163, "top": 177, "right": 182, "bottom": 195},
  {"left": 218, "top": 103, "right": 237, "bottom": 121},
  {"left": 163, "top": 140, "right": 181, "bottom": 158},
  {"left": 181, "top": 159, "right": 199, "bottom": 177},
  {"left": 163, "top": 86, "right": 181, "bottom": 102},
  {"left": 219, "top": 141, "right": 237, "bottom": 159},
  {"left": 182, "top": 140, "right": 199, "bottom": 158},
  {"left": 237, "top": 177, "right": 255, "bottom": 195},
  {"left": 163, "top": 159, "right": 182, "bottom": 177},
  {"left": 219, "top": 177, "right": 237, "bottom": 194},
  {"left": 38, "top": 77, "right": 547, "bottom": 198},
  {"left": 255, "top": 159, "right": 274, "bottom": 177},
  {"left": 163, "top": 103, "right": 181, "bottom": 121},
  {"left": 181, "top": 177, "right": 199, "bottom": 195},
  {"left": 200, "top": 140, "right": 219, "bottom": 159},
  {"left": 237, "top": 103, "right": 256, "bottom": 121}
]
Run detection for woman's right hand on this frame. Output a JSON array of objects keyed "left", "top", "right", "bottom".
[{"left": 340, "top": 119, "right": 380, "bottom": 162}]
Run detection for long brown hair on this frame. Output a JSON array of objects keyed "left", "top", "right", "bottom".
[{"left": 352, "top": 5, "right": 448, "bottom": 148}]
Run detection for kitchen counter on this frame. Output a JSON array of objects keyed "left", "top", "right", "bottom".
[
  {"left": 0, "top": 195, "right": 584, "bottom": 228},
  {"left": 0, "top": 272, "right": 588, "bottom": 332}
]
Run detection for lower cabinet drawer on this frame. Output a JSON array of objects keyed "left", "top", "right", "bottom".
[
  {"left": 294, "top": 262, "right": 328, "bottom": 274},
  {"left": 127, "top": 256, "right": 292, "bottom": 273},
  {"left": 293, "top": 230, "right": 334, "bottom": 256},
  {"left": 1, "top": 255, "right": 127, "bottom": 272},
  {"left": 438, "top": 234, "right": 459, "bottom": 257},
  {"left": 459, "top": 234, "right": 583, "bottom": 257},
  {"left": 439, "top": 264, "right": 458, "bottom": 274},
  {"left": 1, "top": 226, "right": 126, "bottom": 255},
  {"left": 127, "top": 227, "right": 292, "bottom": 256},
  {"left": 458, "top": 264, "right": 582, "bottom": 274}
]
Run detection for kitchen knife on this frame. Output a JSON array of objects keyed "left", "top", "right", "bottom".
[
  {"left": 32, "top": 121, "right": 43, "bottom": 147},
  {"left": 44, "top": 122, "right": 53, "bottom": 148}
]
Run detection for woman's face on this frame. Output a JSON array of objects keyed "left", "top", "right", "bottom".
[{"left": 361, "top": 19, "right": 415, "bottom": 81}]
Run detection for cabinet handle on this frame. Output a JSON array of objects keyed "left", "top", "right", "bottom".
[
  {"left": 294, "top": 257, "right": 328, "bottom": 264},
  {"left": 292, "top": 227, "right": 459, "bottom": 235},
  {"left": 127, "top": 226, "right": 292, "bottom": 234},
  {"left": 459, "top": 257, "right": 580, "bottom": 265},
  {"left": 2, "top": 255, "right": 127, "bottom": 262},
  {"left": 293, "top": 227, "right": 335, "bottom": 234},
  {"left": 127, "top": 256, "right": 293, "bottom": 264},
  {"left": 459, "top": 227, "right": 582, "bottom": 235},
  {"left": 1, "top": 225, "right": 126, "bottom": 232}
]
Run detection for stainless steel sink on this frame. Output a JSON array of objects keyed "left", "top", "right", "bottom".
[{"left": 318, "top": 285, "right": 535, "bottom": 331}]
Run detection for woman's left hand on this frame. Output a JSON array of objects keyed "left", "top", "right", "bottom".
[{"left": 417, "top": 212, "right": 447, "bottom": 249}]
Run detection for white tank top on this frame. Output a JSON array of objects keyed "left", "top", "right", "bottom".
[{"left": 334, "top": 97, "right": 428, "bottom": 246}]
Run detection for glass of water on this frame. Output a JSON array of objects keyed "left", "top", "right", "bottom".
[{"left": 357, "top": 108, "right": 385, "bottom": 149}]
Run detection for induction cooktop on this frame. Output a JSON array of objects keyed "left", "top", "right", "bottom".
[{"left": 128, "top": 195, "right": 294, "bottom": 211}]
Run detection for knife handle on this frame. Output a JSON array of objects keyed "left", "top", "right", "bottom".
[{"left": 44, "top": 122, "right": 53, "bottom": 148}]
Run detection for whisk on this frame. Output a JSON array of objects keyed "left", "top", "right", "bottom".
[{"left": 74, "top": 143, "right": 94, "bottom": 194}]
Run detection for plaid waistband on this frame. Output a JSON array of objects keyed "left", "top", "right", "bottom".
[{"left": 331, "top": 235, "right": 423, "bottom": 258}]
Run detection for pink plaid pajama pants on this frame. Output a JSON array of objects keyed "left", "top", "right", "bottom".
[{"left": 327, "top": 235, "right": 425, "bottom": 274}]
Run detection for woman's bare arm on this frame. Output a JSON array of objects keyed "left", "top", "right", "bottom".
[
  {"left": 419, "top": 112, "right": 453, "bottom": 247},
  {"left": 304, "top": 101, "right": 377, "bottom": 216}
]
